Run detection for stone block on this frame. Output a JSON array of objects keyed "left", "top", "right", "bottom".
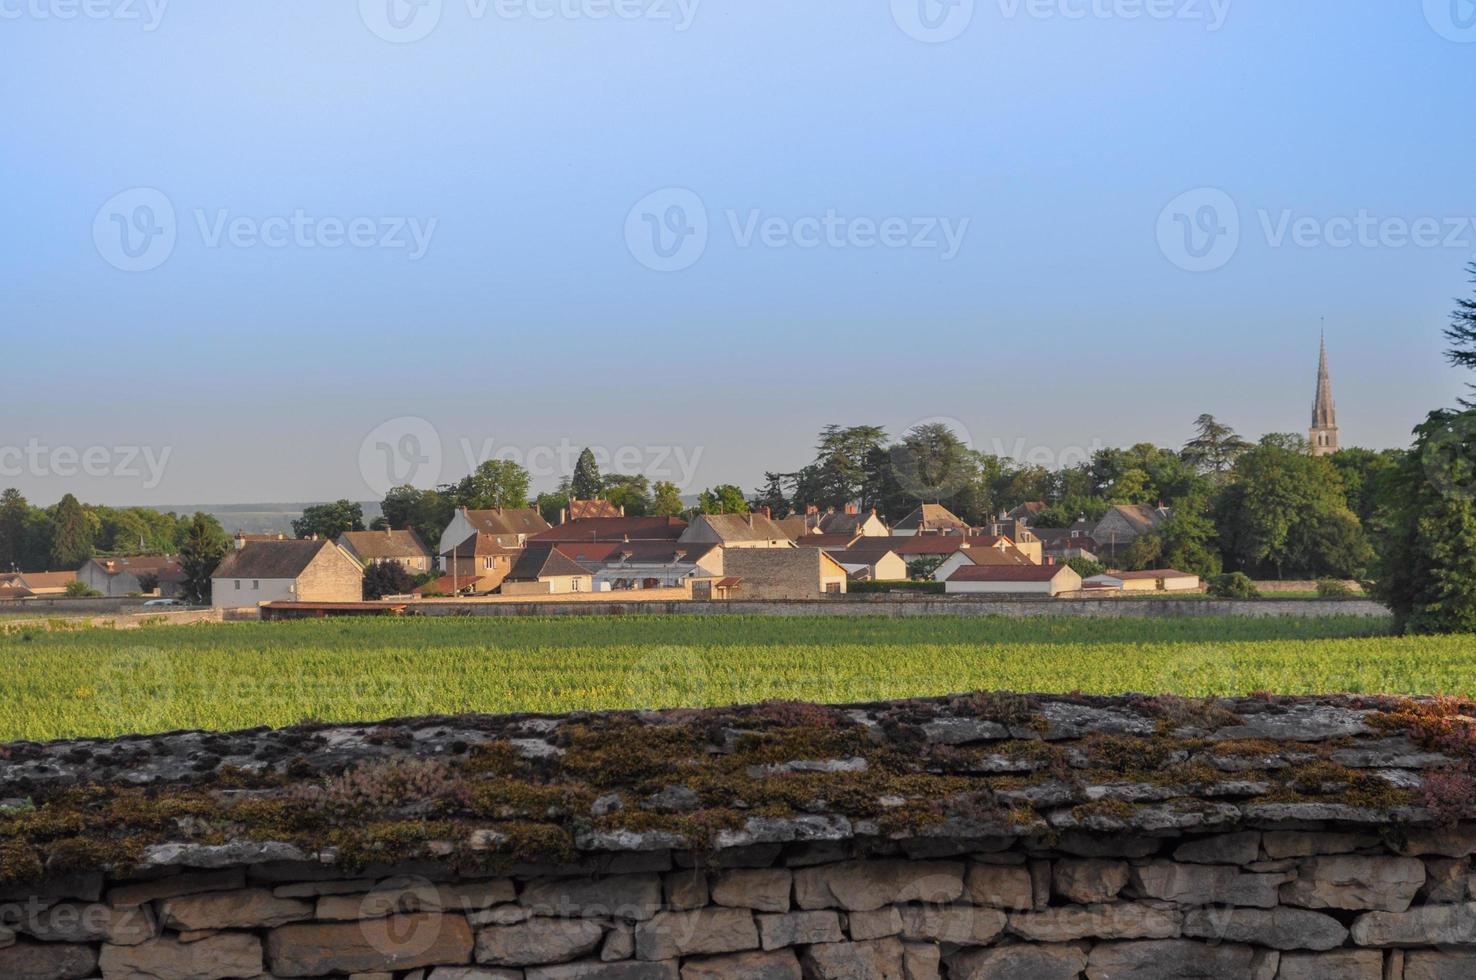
[
  {"left": 268, "top": 914, "right": 473, "bottom": 975},
  {"left": 951, "top": 943, "right": 1089, "bottom": 980},
  {"left": 1052, "top": 860, "right": 1129, "bottom": 904},
  {"left": 756, "top": 910, "right": 844, "bottom": 950},
  {"left": 710, "top": 869, "right": 791, "bottom": 913},
  {"left": 1281, "top": 856, "right": 1426, "bottom": 913},
  {"left": 793, "top": 861, "right": 964, "bottom": 912},
  {"left": 475, "top": 918, "right": 605, "bottom": 967},
  {"left": 634, "top": 908, "right": 758, "bottom": 961},
  {"left": 98, "top": 933, "right": 262, "bottom": 980}
]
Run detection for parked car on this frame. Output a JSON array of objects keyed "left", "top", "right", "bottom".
[{"left": 142, "top": 598, "right": 185, "bottom": 607}]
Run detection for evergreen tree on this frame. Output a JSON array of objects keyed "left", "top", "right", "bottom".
[
  {"left": 179, "top": 512, "right": 230, "bottom": 604},
  {"left": 1182, "top": 414, "right": 1251, "bottom": 475},
  {"left": 456, "top": 460, "right": 531, "bottom": 510},
  {"left": 292, "top": 500, "right": 365, "bottom": 540},
  {"left": 752, "top": 472, "right": 791, "bottom": 516},
  {"left": 49, "top": 493, "right": 94, "bottom": 570},
  {"left": 1446, "top": 260, "right": 1476, "bottom": 403},
  {"left": 0, "top": 488, "right": 27, "bottom": 571},
  {"left": 571, "top": 448, "right": 603, "bottom": 500}
]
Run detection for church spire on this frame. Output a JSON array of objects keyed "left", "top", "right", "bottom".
[{"left": 1310, "top": 326, "right": 1339, "bottom": 456}]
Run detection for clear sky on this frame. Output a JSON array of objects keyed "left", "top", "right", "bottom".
[{"left": 3, "top": 0, "right": 1474, "bottom": 506}]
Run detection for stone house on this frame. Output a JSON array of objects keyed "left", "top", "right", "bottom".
[
  {"left": 336, "top": 529, "right": 433, "bottom": 575},
  {"left": 437, "top": 507, "right": 551, "bottom": 566},
  {"left": 789, "top": 504, "right": 889, "bottom": 537},
  {"left": 1092, "top": 503, "right": 1173, "bottom": 557},
  {"left": 1087, "top": 569, "right": 1201, "bottom": 593},
  {"left": 890, "top": 503, "right": 971, "bottom": 536},
  {"left": 0, "top": 571, "right": 76, "bottom": 596},
  {"left": 439, "top": 533, "right": 522, "bottom": 594},
  {"left": 501, "top": 545, "right": 595, "bottom": 595},
  {"left": 830, "top": 548, "right": 908, "bottom": 582},
  {"left": 930, "top": 538, "right": 1037, "bottom": 582},
  {"left": 211, "top": 540, "right": 364, "bottom": 609},
  {"left": 944, "top": 563, "right": 1082, "bottom": 596},
  {"left": 718, "top": 548, "right": 849, "bottom": 598},
  {"left": 586, "top": 542, "right": 724, "bottom": 591},
  {"left": 75, "top": 556, "right": 184, "bottom": 597},
  {"left": 679, "top": 513, "right": 792, "bottom": 549}
]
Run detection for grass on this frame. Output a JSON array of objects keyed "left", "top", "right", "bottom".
[{"left": 1, "top": 614, "right": 1472, "bottom": 743}]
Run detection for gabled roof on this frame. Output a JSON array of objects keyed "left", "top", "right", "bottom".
[
  {"left": 506, "top": 545, "right": 591, "bottom": 582},
  {"left": 461, "top": 508, "right": 552, "bottom": 537},
  {"left": 891, "top": 504, "right": 970, "bottom": 533},
  {"left": 532, "top": 517, "right": 687, "bottom": 543},
  {"left": 85, "top": 555, "right": 181, "bottom": 578},
  {"left": 1099, "top": 504, "right": 1172, "bottom": 535},
  {"left": 793, "top": 534, "right": 863, "bottom": 549},
  {"left": 775, "top": 516, "right": 812, "bottom": 540},
  {"left": 442, "top": 532, "right": 524, "bottom": 560},
  {"left": 688, "top": 513, "right": 790, "bottom": 543},
  {"left": 337, "top": 530, "right": 431, "bottom": 561},
  {"left": 590, "top": 541, "right": 719, "bottom": 565},
  {"left": 947, "top": 564, "right": 1071, "bottom": 583},
  {"left": 564, "top": 499, "right": 623, "bottom": 521},
  {"left": 15, "top": 571, "right": 77, "bottom": 590},
  {"left": 854, "top": 536, "right": 990, "bottom": 557},
  {"left": 1005, "top": 502, "right": 1047, "bottom": 521},
  {"left": 816, "top": 511, "right": 882, "bottom": 535},
  {"left": 213, "top": 540, "right": 342, "bottom": 581}
]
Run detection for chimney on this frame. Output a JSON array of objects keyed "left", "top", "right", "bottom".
[
  {"left": 1045, "top": 556, "right": 1056, "bottom": 566},
  {"left": 806, "top": 504, "right": 818, "bottom": 516},
  {"left": 559, "top": 507, "right": 568, "bottom": 525},
  {"left": 761, "top": 505, "right": 772, "bottom": 519},
  {"left": 844, "top": 503, "right": 858, "bottom": 515},
  {"left": 619, "top": 505, "right": 625, "bottom": 517},
  {"left": 747, "top": 513, "right": 754, "bottom": 529}
]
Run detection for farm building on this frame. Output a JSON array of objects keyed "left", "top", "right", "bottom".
[
  {"left": 944, "top": 563, "right": 1082, "bottom": 597},
  {"left": 211, "top": 540, "right": 364, "bottom": 609}
]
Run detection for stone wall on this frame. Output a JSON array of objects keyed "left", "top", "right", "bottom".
[{"left": 3, "top": 693, "right": 1474, "bottom": 978}]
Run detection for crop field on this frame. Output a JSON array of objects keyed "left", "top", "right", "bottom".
[{"left": 2, "top": 614, "right": 1473, "bottom": 742}]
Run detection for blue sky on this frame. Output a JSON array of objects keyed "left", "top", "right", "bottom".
[{"left": 3, "top": 0, "right": 1474, "bottom": 505}]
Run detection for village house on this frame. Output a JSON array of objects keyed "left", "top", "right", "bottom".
[
  {"left": 211, "top": 539, "right": 364, "bottom": 610},
  {"left": 438, "top": 532, "right": 522, "bottom": 594},
  {"left": 1005, "top": 501, "right": 1047, "bottom": 523},
  {"left": 980, "top": 517, "right": 1044, "bottom": 564},
  {"left": 232, "top": 532, "right": 290, "bottom": 551},
  {"left": 500, "top": 545, "right": 594, "bottom": 595},
  {"left": 788, "top": 504, "right": 889, "bottom": 537},
  {"left": 890, "top": 503, "right": 971, "bottom": 537},
  {"left": 829, "top": 548, "right": 908, "bottom": 583},
  {"left": 437, "top": 507, "right": 551, "bottom": 565},
  {"left": 1033, "top": 519, "right": 1100, "bottom": 564},
  {"left": 930, "top": 538, "right": 1038, "bottom": 582},
  {"left": 75, "top": 555, "right": 185, "bottom": 598},
  {"left": 717, "top": 548, "right": 849, "bottom": 598},
  {"left": 679, "top": 512, "right": 792, "bottom": 549},
  {"left": 336, "top": 529, "right": 433, "bottom": 574},
  {"left": 944, "top": 563, "right": 1082, "bottom": 597},
  {"left": 1085, "top": 569, "right": 1202, "bottom": 593},
  {"left": 1093, "top": 503, "right": 1173, "bottom": 557},
  {"left": 0, "top": 571, "right": 77, "bottom": 598},
  {"left": 584, "top": 541, "right": 724, "bottom": 591},
  {"left": 532, "top": 516, "right": 687, "bottom": 544}
]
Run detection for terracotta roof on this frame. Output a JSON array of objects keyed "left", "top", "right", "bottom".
[
  {"left": 213, "top": 540, "right": 339, "bottom": 581},
  {"left": 532, "top": 517, "right": 687, "bottom": 543},
  {"left": 462, "top": 508, "right": 552, "bottom": 537},
  {"left": 1099, "top": 504, "right": 1172, "bottom": 535},
  {"left": 947, "top": 564, "right": 1072, "bottom": 583},
  {"left": 442, "top": 532, "right": 524, "bottom": 559},
  {"left": 816, "top": 511, "right": 880, "bottom": 535},
  {"left": 1113, "top": 569, "right": 1197, "bottom": 581},
  {"left": 891, "top": 504, "right": 970, "bottom": 533},
  {"left": 506, "top": 545, "right": 591, "bottom": 582},
  {"left": 863, "top": 536, "right": 981, "bottom": 557},
  {"left": 564, "top": 499, "right": 623, "bottom": 520},
  {"left": 775, "top": 516, "right": 811, "bottom": 540},
  {"left": 589, "top": 542, "right": 719, "bottom": 565},
  {"left": 337, "top": 530, "right": 431, "bottom": 562},
  {"left": 1005, "top": 502, "right": 1047, "bottom": 520},
  {"left": 15, "top": 571, "right": 77, "bottom": 590},
  {"left": 793, "top": 534, "right": 862, "bottom": 549},
  {"left": 0, "top": 586, "right": 33, "bottom": 600}
]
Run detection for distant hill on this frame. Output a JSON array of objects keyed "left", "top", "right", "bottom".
[{"left": 145, "top": 502, "right": 383, "bottom": 536}]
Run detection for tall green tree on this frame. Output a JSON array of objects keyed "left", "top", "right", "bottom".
[
  {"left": 1367, "top": 408, "right": 1476, "bottom": 633},
  {"left": 456, "top": 459, "right": 531, "bottom": 510},
  {"left": 1182, "top": 414, "right": 1251, "bottom": 476},
  {"left": 697, "top": 485, "right": 749, "bottom": 515},
  {"left": 1446, "top": 260, "right": 1476, "bottom": 403},
  {"left": 179, "top": 512, "right": 230, "bottom": 604},
  {"left": 652, "top": 481, "right": 685, "bottom": 518},
  {"left": 292, "top": 500, "right": 365, "bottom": 540},
  {"left": 601, "top": 474, "right": 652, "bottom": 516},
  {"left": 752, "top": 472, "right": 791, "bottom": 516},
  {"left": 49, "top": 493, "right": 94, "bottom": 570},
  {"left": 571, "top": 448, "right": 603, "bottom": 500},
  {"left": 0, "top": 489, "right": 27, "bottom": 571},
  {"left": 888, "top": 422, "right": 975, "bottom": 506}
]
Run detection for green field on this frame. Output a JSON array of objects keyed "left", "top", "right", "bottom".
[{"left": 2, "top": 614, "right": 1472, "bottom": 742}]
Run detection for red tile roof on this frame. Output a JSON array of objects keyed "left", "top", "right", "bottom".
[
  {"left": 532, "top": 517, "right": 688, "bottom": 543},
  {"left": 947, "top": 565, "right": 1071, "bottom": 583}
]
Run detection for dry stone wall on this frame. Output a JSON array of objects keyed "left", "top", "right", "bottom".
[{"left": 3, "top": 693, "right": 1476, "bottom": 978}]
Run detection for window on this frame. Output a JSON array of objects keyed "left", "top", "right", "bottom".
[
  {"left": 252, "top": 580, "right": 259, "bottom": 590},
  {"left": 234, "top": 580, "right": 241, "bottom": 590},
  {"left": 572, "top": 578, "right": 581, "bottom": 592}
]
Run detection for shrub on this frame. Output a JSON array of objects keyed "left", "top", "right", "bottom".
[
  {"left": 1208, "top": 572, "right": 1260, "bottom": 599},
  {"left": 1316, "top": 578, "right": 1355, "bottom": 598},
  {"left": 63, "top": 581, "right": 102, "bottom": 598},
  {"left": 850, "top": 580, "right": 944, "bottom": 594}
]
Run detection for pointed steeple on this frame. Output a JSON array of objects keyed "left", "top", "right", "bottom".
[{"left": 1309, "top": 326, "right": 1339, "bottom": 456}]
